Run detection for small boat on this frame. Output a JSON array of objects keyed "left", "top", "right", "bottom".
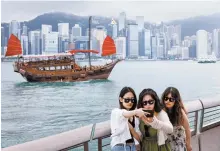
[{"left": 6, "top": 34, "right": 121, "bottom": 82}]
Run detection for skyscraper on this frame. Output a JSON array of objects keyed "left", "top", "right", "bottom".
[
  {"left": 174, "top": 25, "right": 181, "bottom": 45},
  {"left": 41, "top": 24, "right": 52, "bottom": 53},
  {"left": 118, "top": 12, "right": 126, "bottom": 36},
  {"left": 151, "top": 36, "right": 157, "bottom": 59},
  {"left": 145, "top": 29, "right": 151, "bottom": 58},
  {"left": 115, "top": 37, "right": 126, "bottom": 59},
  {"left": 110, "top": 18, "right": 117, "bottom": 39},
  {"left": 127, "top": 24, "right": 139, "bottom": 58},
  {"left": 22, "top": 24, "right": 28, "bottom": 36},
  {"left": 58, "top": 23, "right": 69, "bottom": 37},
  {"left": 1, "top": 27, "right": 5, "bottom": 56},
  {"left": 72, "top": 24, "right": 82, "bottom": 37},
  {"left": 213, "top": 29, "right": 220, "bottom": 58},
  {"left": 44, "top": 32, "right": 59, "bottom": 54},
  {"left": 21, "top": 34, "right": 28, "bottom": 55},
  {"left": 136, "top": 16, "right": 144, "bottom": 31},
  {"left": 29, "top": 31, "right": 41, "bottom": 55},
  {"left": 196, "top": 30, "right": 208, "bottom": 59}
]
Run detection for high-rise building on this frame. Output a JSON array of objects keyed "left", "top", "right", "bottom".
[
  {"left": 41, "top": 24, "right": 52, "bottom": 53},
  {"left": 115, "top": 37, "right": 126, "bottom": 59},
  {"left": 118, "top": 12, "right": 126, "bottom": 36},
  {"left": 207, "top": 32, "right": 212, "bottom": 55},
  {"left": 1, "top": 27, "right": 5, "bottom": 55},
  {"left": 174, "top": 25, "right": 181, "bottom": 45},
  {"left": 44, "top": 32, "right": 59, "bottom": 54},
  {"left": 118, "top": 12, "right": 126, "bottom": 31},
  {"left": 58, "top": 23, "right": 69, "bottom": 37},
  {"left": 9, "top": 20, "right": 20, "bottom": 39},
  {"left": 213, "top": 29, "right": 220, "bottom": 58},
  {"left": 189, "top": 35, "right": 197, "bottom": 58},
  {"left": 29, "top": 31, "right": 41, "bottom": 55},
  {"left": 93, "top": 26, "right": 107, "bottom": 55},
  {"left": 72, "top": 24, "right": 82, "bottom": 37},
  {"left": 127, "top": 24, "right": 139, "bottom": 57},
  {"left": 151, "top": 36, "right": 157, "bottom": 59},
  {"left": 21, "top": 34, "right": 28, "bottom": 55},
  {"left": 136, "top": 16, "right": 144, "bottom": 31},
  {"left": 196, "top": 30, "right": 208, "bottom": 59},
  {"left": 144, "top": 29, "right": 151, "bottom": 58},
  {"left": 157, "top": 45, "right": 164, "bottom": 59},
  {"left": 182, "top": 47, "right": 189, "bottom": 60},
  {"left": 22, "top": 24, "right": 28, "bottom": 36},
  {"left": 138, "top": 30, "right": 145, "bottom": 56}
]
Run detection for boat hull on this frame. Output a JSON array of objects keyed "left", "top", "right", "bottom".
[{"left": 15, "top": 60, "right": 120, "bottom": 82}]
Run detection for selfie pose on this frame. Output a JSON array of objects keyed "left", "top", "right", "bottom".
[
  {"left": 110, "top": 87, "right": 145, "bottom": 151},
  {"left": 161, "top": 87, "right": 192, "bottom": 151},
  {"left": 137, "top": 88, "right": 173, "bottom": 151}
]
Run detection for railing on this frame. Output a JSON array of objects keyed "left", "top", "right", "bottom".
[{"left": 2, "top": 95, "right": 220, "bottom": 151}]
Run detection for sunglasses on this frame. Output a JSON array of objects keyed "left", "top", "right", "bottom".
[
  {"left": 164, "top": 97, "right": 176, "bottom": 102},
  {"left": 142, "top": 100, "right": 155, "bottom": 106},
  {"left": 123, "top": 98, "right": 135, "bottom": 103}
]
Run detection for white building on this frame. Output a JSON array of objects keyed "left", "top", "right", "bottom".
[
  {"left": 115, "top": 37, "right": 126, "bottom": 59},
  {"left": 21, "top": 34, "right": 28, "bottom": 55},
  {"left": 41, "top": 24, "right": 52, "bottom": 53},
  {"left": 128, "top": 24, "right": 139, "bottom": 57},
  {"left": 196, "top": 30, "right": 208, "bottom": 59},
  {"left": 118, "top": 12, "right": 126, "bottom": 31},
  {"left": 72, "top": 24, "right": 82, "bottom": 37},
  {"left": 145, "top": 29, "right": 151, "bottom": 57},
  {"left": 58, "top": 23, "right": 69, "bottom": 37},
  {"left": 44, "top": 32, "right": 59, "bottom": 54},
  {"left": 182, "top": 47, "right": 189, "bottom": 60},
  {"left": 29, "top": 31, "right": 41, "bottom": 55},
  {"left": 213, "top": 29, "right": 220, "bottom": 58},
  {"left": 136, "top": 16, "right": 144, "bottom": 31}
]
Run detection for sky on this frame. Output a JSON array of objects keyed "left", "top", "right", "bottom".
[{"left": 1, "top": 1, "right": 220, "bottom": 23}]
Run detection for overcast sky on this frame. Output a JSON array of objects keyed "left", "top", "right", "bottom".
[{"left": 1, "top": 1, "right": 220, "bottom": 23}]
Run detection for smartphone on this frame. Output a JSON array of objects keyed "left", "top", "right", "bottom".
[{"left": 143, "top": 110, "right": 154, "bottom": 117}]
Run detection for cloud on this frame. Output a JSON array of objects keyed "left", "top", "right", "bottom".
[{"left": 1, "top": 1, "right": 220, "bottom": 23}]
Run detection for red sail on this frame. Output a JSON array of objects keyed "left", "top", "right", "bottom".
[
  {"left": 5, "top": 34, "right": 22, "bottom": 57},
  {"left": 102, "top": 36, "right": 116, "bottom": 56}
]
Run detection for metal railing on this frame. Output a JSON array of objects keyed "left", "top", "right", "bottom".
[{"left": 2, "top": 95, "right": 220, "bottom": 151}]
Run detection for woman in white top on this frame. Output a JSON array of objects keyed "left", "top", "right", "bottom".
[
  {"left": 136, "top": 88, "right": 173, "bottom": 151},
  {"left": 111, "top": 87, "right": 146, "bottom": 151}
]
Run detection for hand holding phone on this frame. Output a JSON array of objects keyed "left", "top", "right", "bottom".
[{"left": 143, "top": 110, "right": 154, "bottom": 117}]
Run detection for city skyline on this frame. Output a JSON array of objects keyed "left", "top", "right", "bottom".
[{"left": 1, "top": 1, "right": 220, "bottom": 23}]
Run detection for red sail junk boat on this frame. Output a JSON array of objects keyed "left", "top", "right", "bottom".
[{"left": 6, "top": 34, "right": 121, "bottom": 82}]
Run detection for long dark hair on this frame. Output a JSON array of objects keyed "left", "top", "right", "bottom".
[
  {"left": 161, "top": 87, "right": 187, "bottom": 125},
  {"left": 119, "top": 87, "right": 137, "bottom": 110},
  {"left": 137, "top": 88, "right": 162, "bottom": 113}
]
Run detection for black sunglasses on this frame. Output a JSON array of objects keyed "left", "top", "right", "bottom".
[
  {"left": 142, "top": 100, "right": 155, "bottom": 106},
  {"left": 164, "top": 97, "right": 176, "bottom": 102},
  {"left": 123, "top": 98, "right": 135, "bottom": 103}
]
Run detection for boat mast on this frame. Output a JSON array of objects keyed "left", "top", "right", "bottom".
[{"left": 88, "top": 16, "right": 92, "bottom": 70}]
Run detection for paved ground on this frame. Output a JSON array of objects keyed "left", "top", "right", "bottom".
[{"left": 191, "top": 126, "right": 220, "bottom": 151}]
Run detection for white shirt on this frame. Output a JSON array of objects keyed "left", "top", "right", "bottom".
[{"left": 110, "top": 108, "right": 139, "bottom": 148}]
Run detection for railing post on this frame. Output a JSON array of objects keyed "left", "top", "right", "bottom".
[
  {"left": 199, "top": 99, "right": 205, "bottom": 132},
  {"left": 88, "top": 124, "right": 96, "bottom": 151},
  {"left": 98, "top": 138, "right": 102, "bottom": 151},
  {"left": 198, "top": 99, "right": 205, "bottom": 151},
  {"left": 84, "top": 142, "right": 89, "bottom": 151}
]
